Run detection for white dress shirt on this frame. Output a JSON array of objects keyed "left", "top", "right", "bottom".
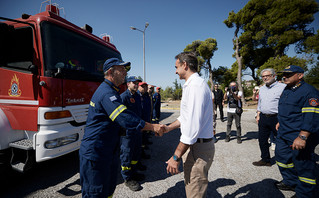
[{"left": 177, "top": 73, "right": 214, "bottom": 145}]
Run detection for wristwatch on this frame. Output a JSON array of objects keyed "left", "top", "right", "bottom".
[
  {"left": 298, "top": 135, "right": 307, "bottom": 141},
  {"left": 173, "top": 154, "right": 181, "bottom": 162}
]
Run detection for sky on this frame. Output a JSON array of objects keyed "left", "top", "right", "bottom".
[{"left": 1, "top": 0, "right": 318, "bottom": 89}]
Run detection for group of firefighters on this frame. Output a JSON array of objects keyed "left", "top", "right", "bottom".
[{"left": 79, "top": 58, "right": 163, "bottom": 197}]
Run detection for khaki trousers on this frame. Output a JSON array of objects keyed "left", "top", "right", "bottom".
[{"left": 182, "top": 141, "right": 215, "bottom": 198}]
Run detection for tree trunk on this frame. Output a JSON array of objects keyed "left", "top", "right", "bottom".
[
  {"left": 207, "top": 60, "right": 214, "bottom": 92},
  {"left": 234, "top": 27, "right": 247, "bottom": 106}
]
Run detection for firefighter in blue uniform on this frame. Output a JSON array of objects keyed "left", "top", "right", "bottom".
[
  {"left": 120, "top": 76, "right": 144, "bottom": 191},
  {"left": 79, "top": 58, "right": 163, "bottom": 198},
  {"left": 275, "top": 65, "right": 319, "bottom": 198},
  {"left": 139, "top": 82, "right": 153, "bottom": 158},
  {"left": 152, "top": 87, "right": 161, "bottom": 123}
]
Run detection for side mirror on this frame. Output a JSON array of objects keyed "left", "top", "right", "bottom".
[{"left": 28, "top": 64, "right": 38, "bottom": 75}]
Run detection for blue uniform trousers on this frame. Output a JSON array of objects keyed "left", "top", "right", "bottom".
[
  {"left": 275, "top": 136, "right": 318, "bottom": 198},
  {"left": 258, "top": 113, "right": 277, "bottom": 162},
  {"left": 80, "top": 155, "right": 119, "bottom": 198},
  {"left": 120, "top": 131, "right": 142, "bottom": 180}
]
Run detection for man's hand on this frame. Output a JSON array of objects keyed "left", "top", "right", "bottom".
[
  {"left": 255, "top": 113, "right": 260, "bottom": 124},
  {"left": 152, "top": 124, "right": 166, "bottom": 137},
  {"left": 166, "top": 156, "right": 180, "bottom": 175},
  {"left": 292, "top": 136, "right": 306, "bottom": 150},
  {"left": 276, "top": 122, "right": 280, "bottom": 131}
]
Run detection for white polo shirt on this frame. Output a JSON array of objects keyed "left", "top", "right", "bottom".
[{"left": 177, "top": 73, "right": 214, "bottom": 145}]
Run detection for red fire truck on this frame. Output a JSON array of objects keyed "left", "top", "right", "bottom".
[{"left": 0, "top": 3, "right": 122, "bottom": 173}]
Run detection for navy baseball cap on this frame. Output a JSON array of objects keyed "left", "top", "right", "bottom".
[
  {"left": 103, "top": 58, "right": 131, "bottom": 73},
  {"left": 126, "top": 76, "right": 142, "bottom": 82},
  {"left": 278, "top": 65, "right": 304, "bottom": 73}
]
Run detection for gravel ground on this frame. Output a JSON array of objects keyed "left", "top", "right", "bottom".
[{"left": 1, "top": 106, "right": 318, "bottom": 198}]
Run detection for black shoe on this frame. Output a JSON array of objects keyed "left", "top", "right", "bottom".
[
  {"left": 131, "top": 172, "right": 145, "bottom": 181},
  {"left": 137, "top": 163, "right": 147, "bottom": 171},
  {"left": 213, "top": 137, "right": 218, "bottom": 143},
  {"left": 125, "top": 179, "right": 142, "bottom": 191},
  {"left": 225, "top": 136, "right": 230, "bottom": 142},
  {"left": 275, "top": 181, "right": 295, "bottom": 191},
  {"left": 252, "top": 160, "right": 271, "bottom": 167},
  {"left": 221, "top": 118, "right": 225, "bottom": 122},
  {"left": 237, "top": 137, "right": 242, "bottom": 144}
]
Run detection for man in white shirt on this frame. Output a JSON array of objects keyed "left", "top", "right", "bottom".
[
  {"left": 224, "top": 81, "right": 243, "bottom": 143},
  {"left": 163, "top": 52, "right": 215, "bottom": 198}
]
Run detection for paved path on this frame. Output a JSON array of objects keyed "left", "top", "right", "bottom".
[
  {"left": 1, "top": 108, "right": 318, "bottom": 198},
  {"left": 113, "top": 108, "right": 318, "bottom": 198}
]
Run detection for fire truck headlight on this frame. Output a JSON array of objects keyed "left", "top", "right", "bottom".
[{"left": 45, "top": 133, "right": 79, "bottom": 149}]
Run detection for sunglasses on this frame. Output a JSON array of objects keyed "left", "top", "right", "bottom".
[{"left": 282, "top": 72, "right": 296, "bottom": 78}]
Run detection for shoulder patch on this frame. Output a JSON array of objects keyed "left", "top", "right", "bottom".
[
  {"left": 110, "top": 95, "right": 117, "bottom": 102},
  {"left": 130, "top": 98, "right": 135, "bottom": 103},
  {"left": 309, "top": 98, "right": 319, "bottom": 106}
]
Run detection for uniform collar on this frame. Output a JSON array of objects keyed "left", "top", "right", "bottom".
[
  {"left": 290, "top": 80, "right": 304, "bottom": 91},
  {"left": 104, "top": 79, "right": 120, "bottom": 92}
]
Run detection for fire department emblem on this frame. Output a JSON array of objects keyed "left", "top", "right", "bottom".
[
  {"left": 130, "top": 98, "right": 135, "bottom": 103},
  {"left": 8, "top": 74, "right": 22, "bottom": 97},
  {"left": 309, "top": 98, "right": 318, "bottom": 106}
]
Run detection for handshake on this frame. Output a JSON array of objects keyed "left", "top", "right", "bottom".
[{"left": 151, "top": 123, "right": 169, "bottom": 137}]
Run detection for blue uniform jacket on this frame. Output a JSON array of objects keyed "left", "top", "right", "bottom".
[
  {"left": 153, "top": 92, "right": 161, "bottom": 111},
  {"left": 140, "top": 92, "right": 152, "bottom": 122},
  {"left": 79, "top": 80, "right": 145, "bottom": 162},
  {"left": 278, "top": 81, "right": 319, "bottom": 142},
  {"left": 120, "top": 89, "right": 142, "bottom": 118}
]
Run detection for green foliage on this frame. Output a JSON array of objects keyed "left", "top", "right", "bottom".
[
  {"left": 224, "top": 0, "right": 319, "bottom": 81},
  {"left": 161, "top": 86, "right": 174, "bottom": 100},
  {"left": 184, "top": 38, "right": 218, "bottom": 72},
  {"left": 212, "top": 66, "right": 236, "bottom": 87},
  {"left": 304, "top": 63, "right": 319, "bottom": 89},
  {"left": 258, "top": 55, "right": 308, "bottom": 80},
  {"left": 162, "top": 79, "right": 182, "bottom": 101},
  {"left": 303, "top": 30, "right": 319, "bottom": 55}
]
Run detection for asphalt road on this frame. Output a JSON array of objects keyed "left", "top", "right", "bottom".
[{"left": 1, "top": 108, "right": 318, "bottom": 198}]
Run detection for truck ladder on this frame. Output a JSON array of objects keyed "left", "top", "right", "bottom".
[{"left": 9, "top": 139, "right": 35, "bottom": 172}]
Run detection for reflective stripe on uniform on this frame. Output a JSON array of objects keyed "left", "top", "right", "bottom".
[
  {"left": 302, "top": 107, "right": 319, "bottom": 113},
  {"left": 131, "top": 160, "right": 138, "bottom": 165},
  {"left": 121, "top": 166, "right": 131, "bottom": 171},
  {"left": 109, "top": 105, "right": 127, "bottom": 121},
  {"left": 299, "top": 176, "right": 316, "bottom": 185},
  {"left": 108, "top": 194, "right": 113, "bottom": 198},
  {"left": 276, "top": 161, "right": 294, "bottom": 168}
]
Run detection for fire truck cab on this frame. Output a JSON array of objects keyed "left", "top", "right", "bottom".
[{"left": 0, "top": 3, "right": 122, "bottom": 173}]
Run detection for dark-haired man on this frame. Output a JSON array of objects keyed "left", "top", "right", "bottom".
[{"left": 163, "top": 52, "right": 215, "bottom": 198}]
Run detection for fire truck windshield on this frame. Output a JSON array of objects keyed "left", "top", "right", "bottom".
[{"left": 41, "top": 21, "right": 122, "bottom": 82}]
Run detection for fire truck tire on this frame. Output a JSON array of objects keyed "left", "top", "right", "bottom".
[{"left": 0, "top": 148, "right": 11, "bottom": 175}]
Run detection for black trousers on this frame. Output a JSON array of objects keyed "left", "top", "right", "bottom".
[
  {"left": 214, "top": 101, "right": 224, "bottom": 119},
  {"left": 258, "top": 113, "right": 278, "bottom": 162}
]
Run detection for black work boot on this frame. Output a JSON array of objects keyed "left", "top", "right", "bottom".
[
  {"left": 225, "top": 136, "right": 230, "bottom": 142},
  {"left": 125, "top": 179, "right": 142, "bottom": 191}
]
